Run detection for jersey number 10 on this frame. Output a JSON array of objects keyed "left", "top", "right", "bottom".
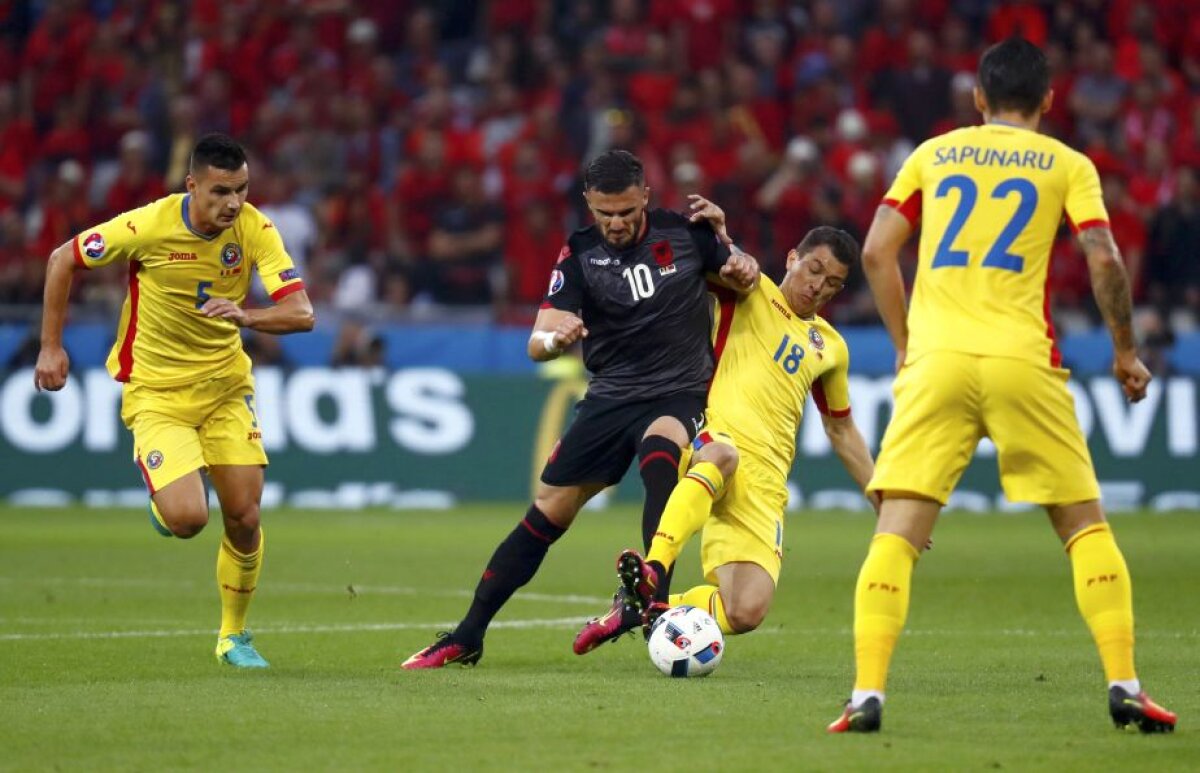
[
  {"left": 931, "top": 175, "right": 1037, "bottom": 273},
  {"left": 622, "top": 265, "right": 656, "bottom": 301}
]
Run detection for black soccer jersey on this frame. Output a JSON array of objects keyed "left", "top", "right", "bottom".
[{"left": 542, "top": 209, "right": 732, "bottom": 400}]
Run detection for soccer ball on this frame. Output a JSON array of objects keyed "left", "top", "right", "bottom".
[{"left": 647, "top": 605, "right": 724, "bottom": 677}]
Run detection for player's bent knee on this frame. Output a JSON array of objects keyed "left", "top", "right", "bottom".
[
  {"left": 722, "top": 595, "right": 768, "bottom": 633},
  {"left": 720, "top": 604, "right": 768, "bottom": 633},
  {"left": 161, "top": 505, "right": 209, "bottom": 538},
  {"left": 698, "top": 442, "right": 739, "bottom": 479}
]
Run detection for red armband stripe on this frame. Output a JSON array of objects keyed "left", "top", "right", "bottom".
[
  {"left": 882, "top": 192, "right": 922, "bottom": 226},
  {"left": 270, "top": 281, "right": 305, "bottom": 302}
]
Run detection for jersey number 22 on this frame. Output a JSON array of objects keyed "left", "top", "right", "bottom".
[{"left": 931, "top": 175, "right": 1037, "bottom": 273}]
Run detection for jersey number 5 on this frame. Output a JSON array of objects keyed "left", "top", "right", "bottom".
[
  {"left": 195, "top": 280, "right": 214, "bottom": 309},
  {"left": 931, "top": 175, "right": 1037, "bottom": 273}
]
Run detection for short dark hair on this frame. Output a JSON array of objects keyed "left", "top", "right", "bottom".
[
  {"left": 978, "top": 37, "right": 1050, "bottom": 117},
  {"left": 190, "top": 133, "right": 247, "bottom": 175},
  {"left": 583, "top": 149, "right": 645, "bottom": 193},
  {"left": 796, "top": 226, "right": 859, "bottom": 267}
]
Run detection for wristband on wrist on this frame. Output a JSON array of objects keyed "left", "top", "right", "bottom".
[{"left": 532, "top": 330, "right": 560, "bottom": 355}]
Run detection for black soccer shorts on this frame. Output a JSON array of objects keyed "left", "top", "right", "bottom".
[{"left": 539, "top": 391, "right": 707, "bottom": 488}]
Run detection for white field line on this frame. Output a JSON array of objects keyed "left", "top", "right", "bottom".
[
  {"left": 0, "top": 619, "right": 1195, "bottom": 644},
  {"left": 0, "top": 616, "right": 589, "bottom": 642},
  {"left": 0, "top": 576, "right": 610, "bottom": 606}
]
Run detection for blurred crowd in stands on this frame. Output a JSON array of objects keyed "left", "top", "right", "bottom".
[{"left": 1, "top": 0, "right": 1199, "bottom": 364}]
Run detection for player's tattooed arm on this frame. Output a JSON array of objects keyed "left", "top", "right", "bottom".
[{"left": 1078, "top": 225, "right": 1151, "bottom": 402}]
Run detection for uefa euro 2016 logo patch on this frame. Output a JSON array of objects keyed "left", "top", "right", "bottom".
[
  {"left": 83, "top": 232, "right": 106, "bottom": 259},
  {"left": 220, "top": 243, "right": 243, "bottom": 269},
  {"left": 146, "top": 450, "right": 164, "bottom": 470},
  {"left": 808, "top": 327, "right": 825, "bottom": 351},
  {"left": 548, "top": 269, "right": 564, "bottom": 296}
]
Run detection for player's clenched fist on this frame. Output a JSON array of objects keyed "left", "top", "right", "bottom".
[
  {"left": 720, "top": 247, "right": 761, "bottom": 292},
  {"left": 34, "top": 346, "right": 70, "bottom": 391},
  {"left": 552, "top": 314, "right": 588, "bottom": 349},
  {"left": 1113, "top": 351, "right": 1151, "bottom": 403}
]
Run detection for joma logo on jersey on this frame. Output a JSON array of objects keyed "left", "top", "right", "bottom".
[
  {"left": 220, "top": 243, "right": 243, "bottom": 269},
  {"left": 770, "top": 298, "right": 793, "bottom": 320},
  {"left": 247, "top": 430, "right": 262, "bottom": 441},
  {"left": 168, "top": 252, "right": 198, "bottom": 261}
]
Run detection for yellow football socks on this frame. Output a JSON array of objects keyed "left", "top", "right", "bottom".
[
  {"left": 676, "top": 584, "right": 733, "bottom": 635},
  {"left": 647, "top": 461, "right": 725, "bottom": 572},
  {"left": 217, "top": 529, "right": 264, "bottom": 639},
  {"left": 853, "top": 532, "right": 919, "bottom": 693},
  {"left": 1066, "top": 522, "right": 1136, "bottom": 683}
]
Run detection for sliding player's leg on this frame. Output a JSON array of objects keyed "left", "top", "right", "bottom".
[
  {"left": 636, "top": 433, "right": 737, "bottom": 606},
  {"left": 670, "top": 463, "right": 782, "bottom": 635},
  {"left": 574, "top": 434, "right": 736, "bottom": 655},
  {"left": 674, "top": 560, "right": 774, "bottom": 636}
]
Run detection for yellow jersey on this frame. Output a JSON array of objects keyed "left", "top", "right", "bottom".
[
  {"left": 706, "top": 276, "right": 851, "bottom": 483},
  {"left": 882, "top": 123, "right": 1109, "bottom": 367},
  {"left": 72, "top": 193, "right": 305, "bottom": 387}
]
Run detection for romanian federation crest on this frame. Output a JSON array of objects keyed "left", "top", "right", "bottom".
[
  {"left": 808, "top": 327, "right": 825, "bottom": 351},
  {"left": 146, "top": 450, "right": 164, "bottom": 470}
]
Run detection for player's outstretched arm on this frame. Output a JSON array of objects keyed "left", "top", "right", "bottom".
[
  {"left": 528, "top": 307, "right": 587, "bottom": 361},
  {"left": 34, "top": 241, "right": 78, "bottom": 392},
  {"left": 201, "top": 289, "right": 315, "bottom": 334},
  {"left": 821, "top": 412, "right": 880, "bottom": 513},
  {"left": 1078, "top": 225, "right": 1151, "bottom": 402},
  {"left": 862, "top": 205, "right": 912, "bottom": 371}
]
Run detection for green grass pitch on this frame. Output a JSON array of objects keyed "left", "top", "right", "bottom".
[{"left": 1, "top": 506, "right": 1196, "bottom": 770}]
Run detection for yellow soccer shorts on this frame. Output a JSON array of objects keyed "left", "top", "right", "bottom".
[
  {"left": 120, "top": 371, "right": 268, "bottom": 494},
  {"left": 869, "top": 351, "right": 1101, "bottom": 505},
  {"left": 684, "top": 429, "right": 786, "bottom": 585}
]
